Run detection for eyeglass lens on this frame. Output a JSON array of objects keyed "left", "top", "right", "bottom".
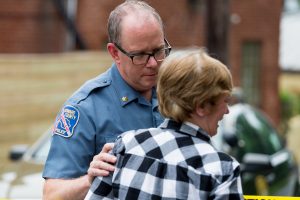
[{"left": 132, "top": 48, "right": 170, "bottom": 65}]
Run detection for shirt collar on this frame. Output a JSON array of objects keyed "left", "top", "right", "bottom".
[
  {"left": 111, "top": 64, "right": 158, "bottom": 107},
  {"left": 159, "top": 118, "right": 211, "bottom": 142}
]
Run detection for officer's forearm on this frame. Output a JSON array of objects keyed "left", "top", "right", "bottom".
[{"left": 43, "top": 175, "right": 90, "bottom": 200}]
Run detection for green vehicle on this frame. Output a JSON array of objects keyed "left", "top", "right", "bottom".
[
  {"left": 212, "top": 103, "right": 300, "bottom": 196},
  {"left": 0, "top": 103, "right": 299, "bottom": 198}
]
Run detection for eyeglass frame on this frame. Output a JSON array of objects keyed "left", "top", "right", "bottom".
[{"left": 113, "top": 38, "right": 172, "bottom": 65}]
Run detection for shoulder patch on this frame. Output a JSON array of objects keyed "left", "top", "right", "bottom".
[{"left": 53, "top": 105, "right": 80, "bottom": 138}]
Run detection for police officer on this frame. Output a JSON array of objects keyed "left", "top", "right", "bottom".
[{"left": 42, "top": 1, "right": 171, "bottom": 199}]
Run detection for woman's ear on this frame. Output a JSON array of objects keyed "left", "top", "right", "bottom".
[
  {"left": 195, "top": 104, "right": 206, "bottom": 117},
  {"left": 196, "top": 103, "right": 210, "bottom": 117},
  {"left": 107, "top": 43, "right": 120, "bottom": 64}
]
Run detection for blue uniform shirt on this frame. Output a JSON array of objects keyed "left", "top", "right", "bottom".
[{"left": 43, "top": 64, "right": 164, "bottom": 178}]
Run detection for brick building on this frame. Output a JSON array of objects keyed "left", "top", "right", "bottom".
[{"left": 0, "top": 0, "right": 283, "bottom": 125}]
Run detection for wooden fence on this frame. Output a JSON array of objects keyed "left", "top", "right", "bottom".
[{"left": 0, "top": 51, "right": 111, "bottom": 162}]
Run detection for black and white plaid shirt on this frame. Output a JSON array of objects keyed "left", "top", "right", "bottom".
[{"left": 85, "top": 119, "right": 244, "bottom": 200}]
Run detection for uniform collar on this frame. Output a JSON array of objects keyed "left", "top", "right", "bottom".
[
  {"left": 159, "top": 118, "right": 211, "bottom": 142},
  {"left": 111, "top": 64, "right": 158, "bottom": 107}
]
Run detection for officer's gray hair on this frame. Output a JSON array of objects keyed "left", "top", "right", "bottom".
[{"left": 107, "top": 0, "right": 164, "bottom": 45}]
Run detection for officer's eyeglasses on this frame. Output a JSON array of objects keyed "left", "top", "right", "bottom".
[{"left": 114, "top": 39, "right": 172, "bottom": 65}]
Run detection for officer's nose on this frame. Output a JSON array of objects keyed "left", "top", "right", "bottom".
[{"left": 146, "top": 56, "right": 158, "bottom": 68}]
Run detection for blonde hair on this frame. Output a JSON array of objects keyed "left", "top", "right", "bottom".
[{"left": 157, "top": 48, "right": 233, "bottom": 122}]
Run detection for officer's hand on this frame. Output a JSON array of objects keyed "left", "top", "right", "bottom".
[{"left": 87, "top": 143, "right": 117, "bottom": 184}]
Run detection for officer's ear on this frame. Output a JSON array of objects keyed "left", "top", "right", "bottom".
[{"left": 107, "top": 43, "right": 121, "bottom": 64}]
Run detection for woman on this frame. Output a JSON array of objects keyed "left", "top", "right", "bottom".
[{"left": 85, "top": 48, "right": 244, "bottom": 200}]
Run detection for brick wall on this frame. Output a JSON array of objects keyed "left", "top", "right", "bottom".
[
  {"left": 229, "top": 0, "right": 283, "bottom": 125},
  {"left": 76, "top": 1, "right": 120, "bottom": 50},
  {"left": 0, "top": 0, "right": 282, "bottom": 125},
  {"left": 76, "top": 0, "right": 205, "bottom": 49},
  {"left": 0, "top": 0, "right": 66, "bottom": 53}
]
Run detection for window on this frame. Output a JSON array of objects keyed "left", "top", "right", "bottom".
[{"left": 241, "top": 41, "right": 261, "bottom": 107}]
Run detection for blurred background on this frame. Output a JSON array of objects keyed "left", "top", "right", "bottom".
[{"left": 0, "top": 0, "right": 300, "bottom": 197}]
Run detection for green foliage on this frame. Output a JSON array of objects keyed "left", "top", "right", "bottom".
[{"left": 279, "top": 90, "right": 300, "bottom": 134}]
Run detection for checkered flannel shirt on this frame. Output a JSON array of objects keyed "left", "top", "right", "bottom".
[{"left": 85, "top": 119, "right": 244, "bottom": 200}]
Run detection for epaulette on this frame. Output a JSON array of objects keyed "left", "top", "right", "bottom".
[{"left": 68, "top": 73, "right": 112, "bottom": 104}]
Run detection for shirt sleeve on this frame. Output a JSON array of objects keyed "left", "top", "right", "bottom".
[
  {"left": 210, "top": 162, "right": 244, "bottom": 200},
  {"left": 85, "top": 137, "right": 125, "bottom": 200},
  {"left": 43, "top": 104, "right": 97, "bottom": 178},
  {"left": 85, "top": 175, "right": 114, "bottom": 200}
]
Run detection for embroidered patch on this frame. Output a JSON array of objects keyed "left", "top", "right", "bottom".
[{"left": 53, "top": 105, "right": 80, "bottom": 138}]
